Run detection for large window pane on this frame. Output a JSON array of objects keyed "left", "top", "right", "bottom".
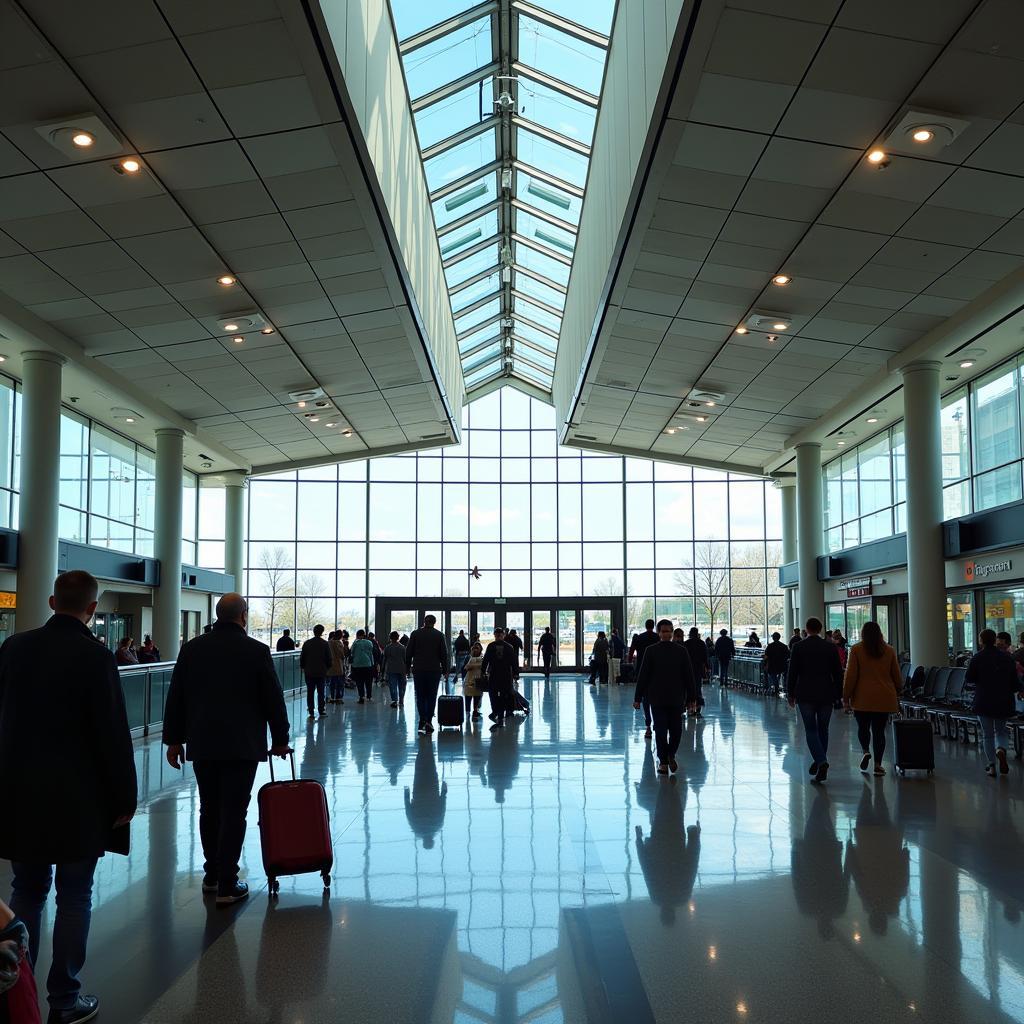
[
  {"left": 402, "top": 17, "right": 493, "bottom": 100},
  {"left": 972, "top": 362, "right": 1020, "bottom": 473},
  {"left": 90, "top": 426, "right": 136, "bottom": 525}
]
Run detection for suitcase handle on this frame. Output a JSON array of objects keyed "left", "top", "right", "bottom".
[{"left": 268, "top": 750, "right": 296, "bottom": 782}]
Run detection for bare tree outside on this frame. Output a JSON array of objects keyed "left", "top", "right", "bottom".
[
  {"left": 256, "top": 545, "right": 294, "bottom": 642},
  {"left": 686, "top": 541, "right": 729, "bottom": 633},
  {"left": 295, "top": 575, "right": 331, "bottom": 637}
]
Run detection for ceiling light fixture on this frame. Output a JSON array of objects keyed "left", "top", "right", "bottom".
[
  {"left": 232, "top": 335, "right": 244, "bottom": 344},
  {"left": 837, "top": 440, "right": 846, "bottom": 446},
  {"left": 911, "top": 128, "right": 934, "bottom": 143},
  {"left": 261, "top": 326, "right": 274, "bottom": 335},
  {"left": 223, "top": 322, "right": 239, "bottom": 332},
  {"left": 125, "top": 417, "right": 135, "bottom": 423},
  {"left": 326, "top": 422, "right": 337, "bottom": 428},
  {"left": 959, "top": 359, "right": 974, "bottom": 369},
  {"left": 217, "top": 275, "right": 236, "bottom": 287},
  {"left": 343, "top": 429, "right": 353, "bottom": 437},
  {"left": 309, "top": 416, "right": 320, "bottom": 423},
  {"left": 735, "top": 326, "right": 748, "bottom": 335},
  {"left": 120, "top": 158, "right": 140, "bottom": 173},
  {"left": 71, "top": 131, "right": 94, "bottom": 148},
  {"left": 772, "top": 322, "right": 788, "bottom": 331},
  {"left": 0, "top": 356, "right": 6, "bottom": 363},
  {"left": 696, "top": 416, "right": 706, "bottom": 423},
  {"left": 705, "top": 401, "right": 716, "bottom": 407},
  {"left": 297, "top": 401, "right": 306, "bottom": 409},
  {"left": 666, "top": 427, "right": 676, "bottom": 434},
  {"left": 771, "top": 274, "right": 791, "bottom": 286},
  {"left": 867, "top": 417, "right": 878, "bottom": 424},
  {"left": 867, "top": 148, "right": 889, "bottom": 167}
]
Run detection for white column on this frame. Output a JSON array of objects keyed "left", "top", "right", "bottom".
[
  {"left": 901, "top": 360, "right": 948, "bottom": 667},
  {"left": 153, "top": 428, "right": 185, "bottom": 658},
  {"left": 18, "top": 351, "right": 65, "bottom": 631},
  {"left": 223, "top": 471, "right": 247, "bottom": 591},
  {"left": 778, "top": 480, "right": 797, "bottom": 637},
  {"left": 795, "top": 442, "right": 825, "bottom": 626}
]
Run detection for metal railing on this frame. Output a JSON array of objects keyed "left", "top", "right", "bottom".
[{"left": 119, "top": 651, "right": 303, "bottom": 737}]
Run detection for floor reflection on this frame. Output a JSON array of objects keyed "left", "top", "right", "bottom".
[{"left": 5, "top": 676, "right": 1023, "bottom": 1023}]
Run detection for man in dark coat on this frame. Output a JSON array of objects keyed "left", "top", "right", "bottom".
[
  {"left": 713, "top": 629, "right": 736, "bottom": 686},
  {"left": 482, "top": 627, "right": 516, "bottom": 729},
  {"left": 164, "top": 593, "right": 291, "bottom": 906},
  {"left": 405, "top": 614, "right": 450, "bottom": 735},
  {"left": 787, "top": 617, "right": 844, "bottom": 783},
  {"left": 0, "top": 570, "right": 137, "bottom": 1024},
  {"left": 632, "top": 619, "right": 697, "bottom": 774},
  {"left": 763, "top": 632, "right": 790, "bottom": 695},
  {"left": 966, "top": 628, "right": 1024, "bottom": 776},
  {"left": 682, "top": 627, "right": 709, "bottom": 717},
  {"left": 275, "top": 628, "right": 296, "bottom": 652},
  {"left": 629, "top": 620, "right": 659, "bottom": 737},
  {"left": 299, "top": 624, "right": 331, "bottom": 720}
]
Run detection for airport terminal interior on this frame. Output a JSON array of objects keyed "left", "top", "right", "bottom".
[{"left": 0, "top": 0, "right": 1023, "bottom": 1020}]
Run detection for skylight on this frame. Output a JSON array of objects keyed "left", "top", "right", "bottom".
[{"left": 389, "top": 0, "right": 615, "bottom": 395}]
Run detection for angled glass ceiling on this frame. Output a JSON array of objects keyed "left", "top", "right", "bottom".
[{"left": 389, "top": 0, "right": 615, "bottom": 395}]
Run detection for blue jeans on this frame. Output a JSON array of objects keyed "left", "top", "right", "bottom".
[
  {"left": 413, "top": 671, "right": 442, "bottom": 725},
  {"left": 328, "top": 675, "right": 343, "bottom": 701},
  {"left": 454, "top": 653, "right": 469, "bottom": 678},
  {"left": 798, "top": 702, "right": 833, "bottom": 765},
  {"left": 387, "top": 671, "right": 406, "bottom": 703},
  {"left": 10, "top": 858, "right": 99, "bottom": 1010},
  {"left": 978, "top": 715, "right": 1010, "bottom": 764}
]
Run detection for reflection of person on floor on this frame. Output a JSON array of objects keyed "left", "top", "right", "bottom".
[
  {"left": 486, "top": 717, "right": 521, "bottom": 803},
  {"left": 790, "top": 788, "right": 849, "bottom": 938},
  {"left": 256, "top": 897, "right": 333, "bottom": 1021},
  {"left": 845, "top": 783, "right": 909, "bottom": 935},
  {"left": 378, "top": 707, "right": 408, "bottom": 786},
  {"left": 404, "top": 740, "right": 447, "bottom": 849},
  {"left": 635, "top": 780, "right": 700, "bottom": 925}
]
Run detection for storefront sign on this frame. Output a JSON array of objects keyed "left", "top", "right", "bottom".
[
  {"left": 965, "top": 558, "right": 1012, "bottom": 583},
  {"left": 986, "top": 600, "right": 1013, "bottom": 619},
  {"left": 0, "top": 591, "right": 15, "bottom": 609},
  {"left": 838, "top": 577, "right": 871, "bottom": 597}
]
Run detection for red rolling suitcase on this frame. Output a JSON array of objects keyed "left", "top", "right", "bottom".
[{"left": 257, "top": 752, "right": 333, "bottom": 895}]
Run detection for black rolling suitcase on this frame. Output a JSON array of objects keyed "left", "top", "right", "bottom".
[
  {"left": 619, "top": 661, "right": 634, "bottom": 686},
  {"left": 893, "top": 717, "right": 934, "bottom": 775},
  {"left": 437, "top": 694, "right": 465, "bottom": 731}
]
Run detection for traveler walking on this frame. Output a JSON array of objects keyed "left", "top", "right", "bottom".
[
  {"left": 275, "top": 629, "right": 296, "bottom": 652},
  {"left": 682, "top": 627, "right": 708, "bottom": 716},
  {"left": 629, "top": 620, "right": 659, "bottom": 738},
  {"left": 787, "top": 618, "right": 844, "bottom": 783},
  {"left": 462, "top": 641, "right": 484, "bottom": 720},
  {"left": 966, "top": 629, "right": 1024, "bottom": 777},
  {"left": 609, "top": 626, "right": 625, "bottom": 683},
  {"left": 842, "top": 621, "right": 901, "bottom": 776},
  {"left": 406, "top": 614, "right": 450, "bottom": 735},
  {"left": 714, "top": 629, "right": 735, "bottom": 686},
  {"left": 788, "top": 627, "right": 801, "bottom": 650},
  {"left": 164, "top": 593, "right": 291, "bottom": 908},
  {"left": 350, "top": 630, "right": 376, "bottom": 703},
  {"left": 591, "top": 631, "right": 610, "bottom": 686},
  {"left": 632, "top": 619, "right": 697, "bottom": 775},
  {"left": 763, "top": 632, "right": 789, "bottom": 695},
  {"left": 327, "top": 630, "right": 345, "bottom": 704},
  {"left": 506, "top": 628, "right": 525, "bottom": 678},
  {"left": 299, "top": 624, "right": 331, "bottom": 720},
  {"left": 0, "top": 571, "right": 137, "bottom": 1024},
  {"left": 482, "top": 627, "right": 516, "bottom": 729},
  {"left": 383, "top": 631, "right": 408, "bottom": 708},
  {"left": 536, "top": 627, "right": 556, "bottom": 678},
  {"left": 452, "top": 629, "right": 471, "bottom": 683}
]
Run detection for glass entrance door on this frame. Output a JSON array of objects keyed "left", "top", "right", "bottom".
[{"left": 557, "top": 609, "right": 577, "bottom": 669}]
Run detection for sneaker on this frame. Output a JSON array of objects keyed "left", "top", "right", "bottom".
[
  {"left": 201, "top": 876, "right": 218, "bottom": 893},
  {"left": 216, "top": 881, "right": 249, "bottom": 906},
  {"left": 307, "top": 713, "right": 315, "bottom": 721},
  {"left": 657, "top": 763, "right": 669, "bottom": 775},
  {"left": 985, "top": 762, "right": 997, "bottom": 777},
  {"left": 644, "top": 727, "right": 652, "bottom": 739},
  {"left": 47, "top": 995, "right": 100, "bottom": 1024},
  {"left": 425, "top": 722, "right": 434, "bottom": 732},
  {"left": 859, "top": 752, "right": 871, "bottom": 773},
  {"left": 808, "top": 762, "right": 818, "bottom": 776},
  {"left": 391, "top": 700, "right": 398, "bottom": 708},
  {"left": 873, "top": 765, "right": 886, "bottom": 777},
  {"left": 418, "top": 724, "right": 428, "bottom": 735},
  {"left": 669, "top": 759, "right": 678, "bottom": 773},
  {"left": 815, "top": 762, "right": 829, "bottom": 783},
  {"left": 997, "top": 747, "right": 1009, "bottom": 775},
  {"left": 318, "top": 707, "right": 326, "bottom": 715},
  {"left": 488, "top": 712, "right": 498, "bottom": 723}
]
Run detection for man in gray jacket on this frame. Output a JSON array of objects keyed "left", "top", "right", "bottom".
[{"left": 405, "top": 614, "right": 450, "bottom": 734}]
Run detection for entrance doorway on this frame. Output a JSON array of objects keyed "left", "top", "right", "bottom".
[{"left": 373, "top": 597, "right": 623, "bottom": 672}]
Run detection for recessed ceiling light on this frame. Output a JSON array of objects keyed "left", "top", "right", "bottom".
[
  {"left": 326, "top": 421, "right": 337, "bottom": 428},
  {"left": 223, "top": 322, "right": 239, "bottom": 332},
  {"left": 867, "top": 148, "right": 887, "bottom": 164},
  {"left": 217, "top": 275, "right": 236, "bottom": 287},
  {"left": 735, "top": 326, "right": 748, "bottom": 335},
  {"left": 695, "top": 416, "right": 706, "bottom": 423},
  {"left": 125, "top": 417, "right": 135, "bottom": 423},
  {"left": 705, "top": 401, "right": 715, "bottom": 407},
  {"left": 309, "top": 415, "right": 320, "bottom": 423},
  {"left": 867, "top": 417, "right": 878, "bottom": 424},
  {"left": 343, "top": 429, "right": 353, "bottom": 437},
  {"left": 120, "top": 158, "right": 140, "bottom": 173},
  {"left": 665, "top": 427, "right": 676, "bottom": 434},
  {"left": 0, "top": 356, "right": 6, "bottom": 363},
  {"left": 837, "top": 440, "right": 846, "bottom": 446},
  {"left": 71, "top": 131, "right": 94, "bottom": 148},
  {"left": 959, "top": 359, "right": 974, "bottom": 368},
  {"left": 772, "top": 322, "right": 788, "bottom": 331},
  {"left": 261, "top": 326, "right": 274, "bottom": 335},
  {"left": 232, "top": 335, "right": 244, "bottom": 344},
  {"left": 297, "top": 401, "right": 306, "bottom": 409},
  {"left": 911, "top": 128, "right": 934, "bottom": 143},
  {"left": 771, "top": 274, "right": 791, "bottom": 286}
]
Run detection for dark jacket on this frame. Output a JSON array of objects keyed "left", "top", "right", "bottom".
[
  {"left": 300, "top": 636, "right": 331, "bottom": 678},
  {"left": 482, "top": 639, "right": 515, "bottom": 690},
  {"left": 164, "top": 620, "right": 290, "bottom": 761},
  {"left": 537, "top": 631, "right": 556, "bottom": 653},
  {"left": 630, "top": 630, "right": 658, "bottom": 667},
  {"left": 787, "top": 634, "right": 843, "bottom": 705},
  {"left": 592, "top": 637, "right": 609, "bottom": 663},
  {"left": 714, "top": 634, "right": 736, "bottom": 661},
  {"left": 405, "top": 626, "right": 449, "bottom": 674},
  {"left": 764, "top": 640, "right": 790, "bottom": 674},
  {"left": 610, "top": 633, "right": 625, "bottom": 658},
  {"left": 276, "top": 635, "right": 296, "bottom": 652},
  {"left": 453, "top": 633, "right": 470, "bottom": 654},
  {"left": 683, "top": 636, "right": 708, "bottom": 677},
  {"left": 0, "top": 615, "right": 137, "bottom": 863},
  {"left": 966, "top": 646, "right": 1020, "bottom": 718},
  {"left": 633, "top": 640, "right": 697, "bottom": 708}
]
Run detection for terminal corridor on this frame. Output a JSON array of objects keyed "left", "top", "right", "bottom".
[{"left": 5, "top": 679, "right": 1020, "bottom": 1024}]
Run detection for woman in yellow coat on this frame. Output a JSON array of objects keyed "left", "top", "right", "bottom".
[{"left": 842, "top": 621, "right": 902, "bottom": 776}]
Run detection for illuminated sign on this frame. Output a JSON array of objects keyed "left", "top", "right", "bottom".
[
  {"left": 965, "top": 558, "right": 1012, "bottom": 583},
  {"left": 0, "top": 592, "right": 15, "bottom": 609},
  {"left": 986, "top": 600, "right": 1013, "bottom": 619}
]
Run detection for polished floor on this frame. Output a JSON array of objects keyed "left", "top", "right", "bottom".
[{"left": 4, "top": 678, "right": 1024, "bottom": 1023}]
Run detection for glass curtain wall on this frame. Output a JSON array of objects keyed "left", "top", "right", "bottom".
[
  {"left": 823, "top": 353, "right": 1024, "bottom": 552},
  {"left": 227, "top": 389, "right": 784, "bottom": 645},
  {"left": 0, "top": 374, "right": 199, "bottom": 561}
]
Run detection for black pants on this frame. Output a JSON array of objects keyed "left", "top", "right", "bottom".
[
  {"left": 353, "top": 666, "right": 374, "bottom": 700},
  {"left": 854, "top": 710, "right": 889, "bottom": 761},
  {"left": 541, "top": 651, "right": 552, "bottom": 677},
  {"left": 192, "top": 760, "right": 259, "bottom": 891},
  {"left": 305, "top": 674, "right": 326, "bottom": 714},
  {"left": 489, "top": 687, "right": 511, "bottom": 720},
  {"left": 464, "top": 694, "right": 481, "bottom": 715},
  {"left": 651, "top": 705, "right": 683, "bottom": 763}
]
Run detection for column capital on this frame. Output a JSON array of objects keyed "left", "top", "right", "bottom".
[
  {"left": 221, "top": 470, "right": 249, "bottom": 488},
  {"left": 898, "top": 359, "right": 942, "bottom": 377},
  {"left": 793, "top": 440, "right": 822, "bottom": 451},
  {"left": 771, "top": 474, "right": 796, "bottom": 489},
  {"left": 154, "top": 426, "right": 186, "bottom": 438},
  {"left": 20, "top": 349, "right": 66, "bottom": 367}
]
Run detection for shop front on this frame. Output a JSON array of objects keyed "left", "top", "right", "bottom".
[
  {"left": 945, "top": 548, "right": 1024, "bottom": 654},
  {"left": 824, "top": 570, "right": 908, "bottom": 653}
]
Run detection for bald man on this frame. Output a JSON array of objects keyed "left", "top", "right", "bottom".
[{"left": 164, "top": 593, "right": 291, "bottom": 905}]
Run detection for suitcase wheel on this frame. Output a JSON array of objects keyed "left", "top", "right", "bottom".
[
  {"left": 269, "top": 878, "right": 280, "bottom": 896},
  {"left": 322, "top": 871, "right": 331, "bottom": 888}
]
